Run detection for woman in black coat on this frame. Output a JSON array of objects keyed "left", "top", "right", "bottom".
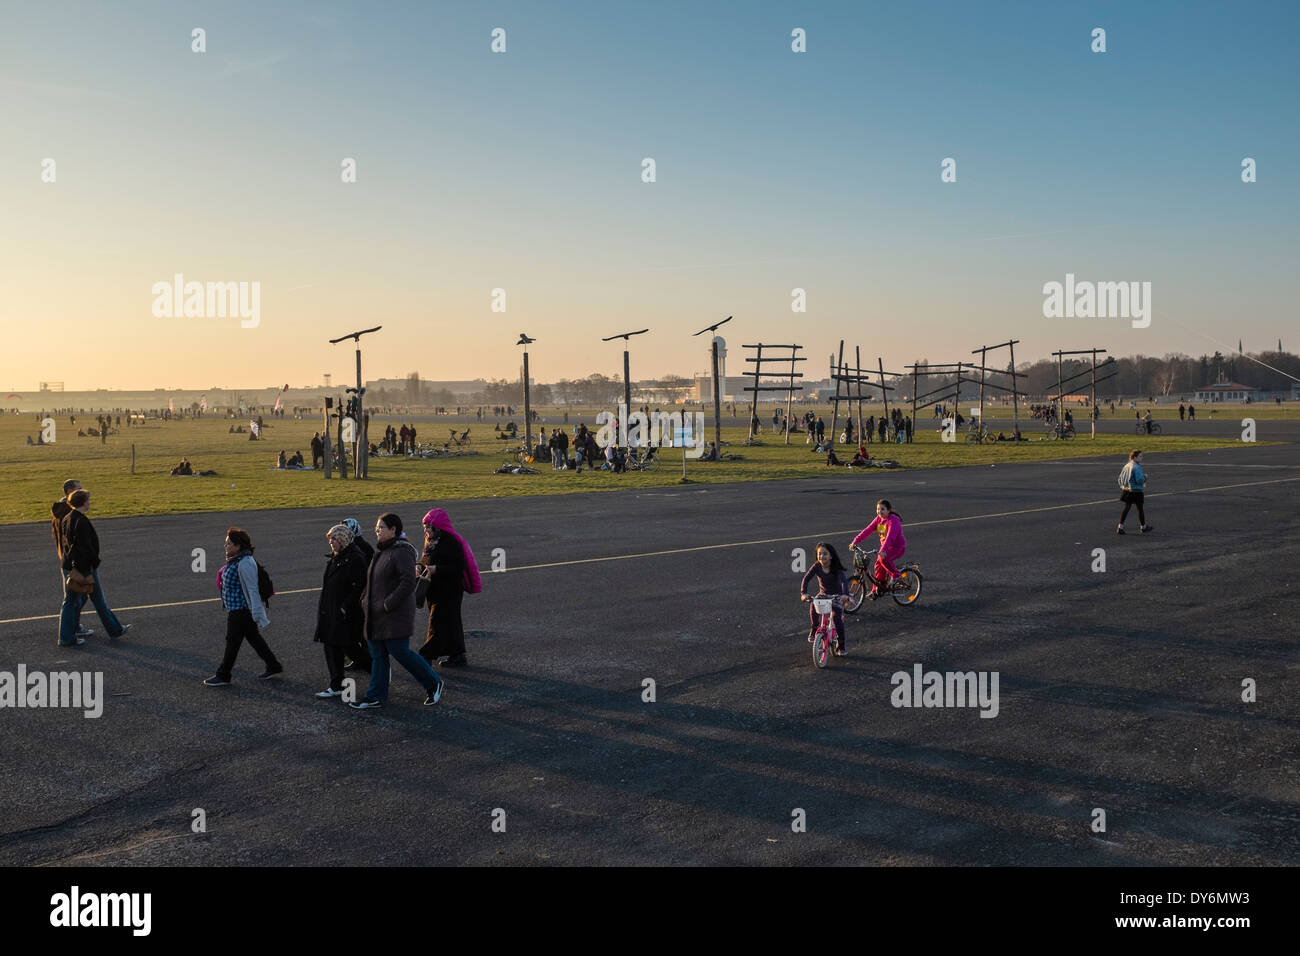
[
  {"left": 313, "top": 524, "right": 368, "bottom": 697},
  {"left": 415, "top": 508, "right": 479, "bottom": 667}
]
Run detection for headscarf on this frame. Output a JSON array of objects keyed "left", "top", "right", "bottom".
[
  {"left": 422, "top": 508, "right": 482, "bottom": 594},
  {"left": 327, "top": 523, "right": 354, "bottom": 547},
  {"left": 343, "top": 518, "right": 362, "bottom": 538}
]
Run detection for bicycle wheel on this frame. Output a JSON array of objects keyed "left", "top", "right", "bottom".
[
  {"left": 1061, "top": 428, "right": 1075, "bottom": 440},
  {"left": 965, "top": 429, "right": 980, "bottom": 444},
  {"left": 1152, "top": 423, "right": 1162, "bottom": 434},
  {"left": 891, "top": 568, "right": 923, "bottom": 605},
  {"left": 812, "top": 627, "right": 830, "bottom": 668},
  {"left": 844, "top": 576, "right": 867, "bottom": 614}
]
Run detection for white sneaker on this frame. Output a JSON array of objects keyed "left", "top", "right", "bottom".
[{"left": 315, "top": 687, "right": 344, "bottom": 698}]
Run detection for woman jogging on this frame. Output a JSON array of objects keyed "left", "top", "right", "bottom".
[
  {"left": 849, "top": 498, "right": 907, "bottom": 600},
  {"left": 1117, "top": 450, "right": 1153, "bottom": 534}
]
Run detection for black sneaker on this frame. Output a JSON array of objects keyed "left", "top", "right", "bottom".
[
  {"left": 1116, "top": 525, "right": 1126, "bottom": 535},
  {"left": 202, "top": 675, "right": 232, "bottom": 687},
  {"left": 1140, "top": 525, "right": 1154, "bottom": 534},
  {"left": 349, "top": 697, "right": 383, "bottom": 710},
  {"left": 258, "top": 667, "right": 284, "bottom": 680},
  {"left": 424, "top": 680, "right": 445, "bottom": 706},
  {"left": 441, "top": 655, "right": 468, "bottom": 667}
]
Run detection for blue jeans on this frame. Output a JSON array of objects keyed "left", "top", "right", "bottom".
[
  {"left": 365, "top": 637, "right": 443, "bottom": 703},
  {"left": 59, "top": 568, "right": 123, "bottom": 645}
]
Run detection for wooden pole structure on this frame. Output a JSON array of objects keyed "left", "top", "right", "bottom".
[
  {"left": 910, "top": 364, "right": 918, "bottom": 443},
  {"left": 336, "top": 403, "right": 347, "bottom": 480},
  {"left": 785, "top": 346, "right": 796, "bottom": 445},
  {"left": 130, "top": 443, "right": 135, "bottom": 474},
  {"left": 1090, "top": 349, "right": 1098, "bottom": 439},
  {"left": 322, "top": 398, "right": 333, "bottom": 478},
  {"left": 1056, "top": 350, "right": 1064, "bottom": 427},
  {"left": 977, "top": 346, "right": 987, "bottom": 436},
  {"left": 829, "top": 341, "right": 845, "bottom": 445},
  {"left": 1009, "top": 340, "right": 1021, "bottom": 439},
  {"left": 747, "top": 344, "right": 763, "bottom": 440},
  {"left": 878, "top": 358, "right": 891, "bottom": 442},
  {"left": 951, "top": 362, "right": 962, "bottom": 427}
]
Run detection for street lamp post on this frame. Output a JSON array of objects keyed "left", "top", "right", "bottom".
[
  {"left": 602, "top": 328, "right": 650, "bottom": 425},
  {"left": 329, "top": 325, "right": 382, "bottom": 479},
  {"left": 692, "top": 315, "right": 732, "bottom": 454},
  {"left": 517, "top": 334, "right": 536, "bottom": 453}
]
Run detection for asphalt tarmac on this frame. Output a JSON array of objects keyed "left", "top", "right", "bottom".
[{"left": 1, "top": 435, "right": 1297, "bottom": 865}]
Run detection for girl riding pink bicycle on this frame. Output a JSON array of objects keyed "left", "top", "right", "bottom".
[{"left": 849, "top": 499, "right": 906, "bottom": 600}]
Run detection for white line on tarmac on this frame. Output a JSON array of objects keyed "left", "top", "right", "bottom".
[{"left": 3, "top": 474, "right": 1299, "bottom": 626}]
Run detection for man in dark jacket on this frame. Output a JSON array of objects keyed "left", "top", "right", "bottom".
[
  {"left": 59, "top": 489, "right": 131, "bottom": 646},
  {"left": 311, "top": 432, "right": 324, "bottom": 469},
  {"left": 52, "top": 479, "right": 93, "bottom": 640},
  {"left": 350, "top": 513, "right": 444, "bottom": 710}
]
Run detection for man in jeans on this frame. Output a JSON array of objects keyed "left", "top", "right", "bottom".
[{"left": 52, "top": 479, "right": 93, "bottom": 642}]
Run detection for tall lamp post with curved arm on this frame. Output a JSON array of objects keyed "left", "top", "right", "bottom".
[
  {"left": 329, "top": 325, "right": 382, "bottom": 478},
  {"left": 601, "top": 328, "right": 650, "bottom": 420},
  {"left": 517, "top": 333, "right": 536, "bottom": 454},
  {"left": 693, "top": 315, "right": 732, "bottom": 452}
]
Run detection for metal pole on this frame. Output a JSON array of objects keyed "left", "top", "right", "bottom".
[
  {"left": 623, "top": 350, "right": 631, "bottom": 424},
  {"left": 355, "top": 347, "right": 365, "bottom": 478},
  {"left": 523, "top": 350, "right": 532, "bottom": 454},
  {"left": 711, "top": 337, "right": 722, "bottom": 450}
]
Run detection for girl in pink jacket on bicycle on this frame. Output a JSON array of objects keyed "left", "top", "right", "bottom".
[{"left": 849, "top": 499, "right": 906, "bottom": 600}]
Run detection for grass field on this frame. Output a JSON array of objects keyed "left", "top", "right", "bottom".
[{"left": 0, "top": 406, "right": 1269, "bottom": 523}]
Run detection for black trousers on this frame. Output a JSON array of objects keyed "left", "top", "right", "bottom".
[
  {"left": 348, "top": 637, "right": 373, "bottom": 671},
  {"left": 324, "top": 644, "right": 347, "bottom": 690},
  {"left": 1119, "top": 491, "right": 1146, "bottom": 526},
  {"left": 217, "top": 609, "right": 280, "bottom": 680}
]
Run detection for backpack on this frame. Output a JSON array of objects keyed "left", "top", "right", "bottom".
[
  {"left": 255, "top": 560, "right": 275, "bottom": 604},
  {"left": 1117, "top": 462, "right": 1133, "bottom": 490}
]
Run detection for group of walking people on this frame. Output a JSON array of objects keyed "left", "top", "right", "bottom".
[{"left": 202, "top": 509, "right": 481, "bottom": 710}]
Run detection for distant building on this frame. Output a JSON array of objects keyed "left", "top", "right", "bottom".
[{"left": 1194, "top": 381, "right": 1257, "bottom": 402}]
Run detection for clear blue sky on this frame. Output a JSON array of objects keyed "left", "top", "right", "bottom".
[{"left": 1, "top": 0, "right": 1295, "bottom": 388}]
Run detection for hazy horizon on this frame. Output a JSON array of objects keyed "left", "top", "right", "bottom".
[{"left": 3, "top": 0, "right": 1296, "bottom": 391}]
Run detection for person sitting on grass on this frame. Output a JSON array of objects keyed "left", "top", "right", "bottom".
[
  {"left": 277, "top": 450, "right": 287, "bottom": 469},
  {"left": 288, "top": 450, "right": 305, "bottom": 468},
  {"left": 825, "top": 447, "right": 842, "bottom": 466},
  {"left": 170, "top": 457, "right": 193, "bottom": 476},
  {"left": 850, "top": 443, "right": 870, "bottom": 466}
]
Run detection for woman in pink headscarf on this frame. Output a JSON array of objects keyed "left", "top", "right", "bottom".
[{"left": 414, "top": 508, "right": 481, "bottom": 667}]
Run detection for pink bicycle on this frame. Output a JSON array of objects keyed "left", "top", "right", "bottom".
[{"left": 806, "top": 593, "right": 851, "bottom": 668}]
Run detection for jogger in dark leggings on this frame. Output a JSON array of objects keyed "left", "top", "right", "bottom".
[
  {"left": 1117, "top": 450, "right": 1153, "bottom": 534},
  {"left": 1119, "top": 491, "right": 1146, "bottom": 528}
]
